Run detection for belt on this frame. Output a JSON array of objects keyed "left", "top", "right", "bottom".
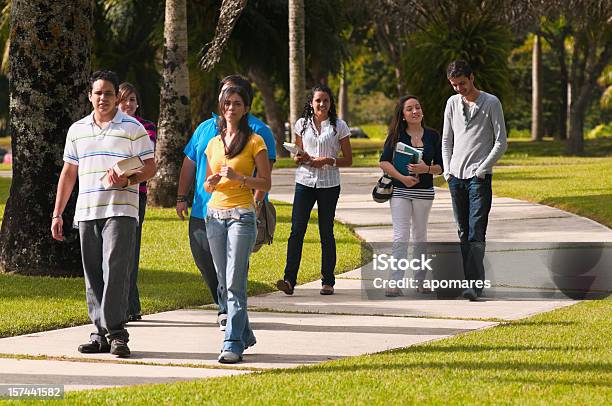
[{"left": 207, "top": 207, "right": 254, "bottom": 220}]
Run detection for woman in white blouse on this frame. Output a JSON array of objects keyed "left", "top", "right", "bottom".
[{"left": 276, "top": 85, "right": 352, "bottom": 296}]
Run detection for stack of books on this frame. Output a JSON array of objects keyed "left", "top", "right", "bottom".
[
  {"left": 100, "top": 156, "right": 144, "bottom": 189},
  {"left": 393, "top": 142, "right": 422, "bottom": 176}
]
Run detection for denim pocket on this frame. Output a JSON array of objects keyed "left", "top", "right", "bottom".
[{"left": 239, "top": 211, "right": 256, "bottom": 224}]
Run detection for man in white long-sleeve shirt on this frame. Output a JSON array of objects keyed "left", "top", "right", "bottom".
[{"left": 442, "top": 60, "right": 507, "bottom": 301}]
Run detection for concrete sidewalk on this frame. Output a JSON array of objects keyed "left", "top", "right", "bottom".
[{"left": 1, "top": 167, "right": 609, "bottom": 392}]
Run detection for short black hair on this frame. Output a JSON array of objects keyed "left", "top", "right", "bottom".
[
  {"left": 89, "top": 70, "right": 120, "bottom": 95},
  {"left": 446, "top": 60, "right": 473, "bottom": 79},
  {"left": 219, "top": 74, "right": 253, "bottom": 105}
]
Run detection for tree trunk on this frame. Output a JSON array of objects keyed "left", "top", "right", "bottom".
[
  {"left": 288, "top": 0, "right": 305, "bottom": 142},
  {"left": 567, "top": 107, "right": 584, "bottom": 154},
  {"left": 557, "top": 44, "right": 568, "bottom": 140},
  {"left": 248, "top": 68, "right": 288, "bottom": 157},
  {"left": 0, "top": 0, "right": 92, "bottom": 276},
  {"left": 148, "top": 0, "right": 191, "bottom": 207},
  {"left": 338, "top": 64, "right": 349, "bottom": 123},
  {"left": 531, "top": 34, "right": 543, "bottom": 141}
]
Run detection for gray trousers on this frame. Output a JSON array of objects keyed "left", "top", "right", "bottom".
[{"left": 79, "top": 216, "right": 137, "bottom": 343}]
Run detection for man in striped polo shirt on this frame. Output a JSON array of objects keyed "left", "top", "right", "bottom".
[{"left": 51, "top": 70, "right": 156, "bottom": 357}]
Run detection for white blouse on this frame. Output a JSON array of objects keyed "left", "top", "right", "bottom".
[{"left": 294, "top": 117, "right": 350, "bottom": 188}]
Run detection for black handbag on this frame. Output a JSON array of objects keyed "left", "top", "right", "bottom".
[
  {"left": 372, "top": 174, "right": 394, "bottom": 203},
  {"left": 373, "top": 146, "right": 396, "bottom": 203}
]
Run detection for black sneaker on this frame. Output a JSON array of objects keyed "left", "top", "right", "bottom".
[
  {"left": 110, "top": 339, "right": 131, "bottom": 358},
  {"left": 78, "top": 340, "right": 110, "bottom": 354},
  {"left": 128, "top": 314, "right": 142, "bottom": 322}
]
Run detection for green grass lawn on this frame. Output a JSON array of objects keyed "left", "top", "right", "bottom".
[
  {"left": 0, "top": 179, "right": 363, "bottom": 337},
  {"left": 52, "top": 299, "right": 610, "bottom": 405}
]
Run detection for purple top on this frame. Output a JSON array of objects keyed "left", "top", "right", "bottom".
[{"left": 135, "top": 116, "right": 157, "bottom": 194}]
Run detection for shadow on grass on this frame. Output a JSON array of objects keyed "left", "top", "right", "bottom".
[
  {"left": 399, "top": 344, "right": 591, "bottom": 352},
  {"left": 483, "top": 375, "right": 612, "bottom": 388},
  {"left": 281, "top": 358, "right": 612, "bottom": 375}
]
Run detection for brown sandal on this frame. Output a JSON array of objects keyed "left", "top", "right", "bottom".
[
  {"left": 320, "top": 285, "right": 334, "bottom": 295},
  {"left": 276, "top": 280, "right": 294, "bottom": 295}
]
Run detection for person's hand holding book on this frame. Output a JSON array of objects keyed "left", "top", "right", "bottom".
[
  {"left": 407, "top": 159, "right": 429, "bottom": 174},
  {"left": 105, "top": 167, "right": 130, "bottom": 188}
]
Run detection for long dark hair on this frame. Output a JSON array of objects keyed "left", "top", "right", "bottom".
[
  {"left": 217, "top": 86, "right": 252, "bottom": 159},
  {"left": 384, "top": 95, "right": 426, "bottom": 149},
  {"left": 299, "top": 84, "right": 338, "bottom": 138}
]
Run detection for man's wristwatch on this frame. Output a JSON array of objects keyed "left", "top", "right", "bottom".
[{"left": 331, "top": 157, "right": 337, "bottom": 167}]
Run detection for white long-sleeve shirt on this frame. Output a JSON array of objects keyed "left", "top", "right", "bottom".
[{"left": 442, "top": 91, "right": 507, "bottom": 180}]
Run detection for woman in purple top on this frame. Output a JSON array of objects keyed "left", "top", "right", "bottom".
[{"left": 118, "top": 82, "right": 157, "bottom": 322}]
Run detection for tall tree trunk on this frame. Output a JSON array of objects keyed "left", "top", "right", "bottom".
[
  {"left": 288, "top": 0, "right": 305, "bottom": 142},
  {"left": 148, "top": 0, "right": 191, "bottom": 207},
  {"left": 0, "top": 0, "right": 92, "bottom": 276},
  {"left": 531, "top": 34, "right": 543, "bottom": 141},
  {"left": 567, "top": 105, "right": 585, "bottom": 154},
  {"left": 557, "top": 42, "right": 568, "bottom": 140},
  {"left": 565, "top": 31, "right": 610, "bottom": 155},
  {"left": 248, "top": 68, "right": 288, "bottom": 157},
  {"left": 338, "top": 64, "right": 349, "bottom": 123}
]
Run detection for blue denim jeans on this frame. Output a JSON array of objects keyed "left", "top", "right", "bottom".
[
  {"left": 205, "top": 208, "right": 257, "bottom": 355},
  {"left": 283, "top": 183, "right": 341, "bottom": 287},
  {"left": 447, "top": 175, "right": 493, "bottom": 292}
]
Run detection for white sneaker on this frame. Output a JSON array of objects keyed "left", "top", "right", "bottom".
[
  {"left": 217, "top": 313, "right": 227, "bottom": 331},
  {"left": 218, "top": 350, "right": 242, "bottom": 364}
]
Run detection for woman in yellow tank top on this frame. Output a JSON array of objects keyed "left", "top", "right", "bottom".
[{"left": 203, "top": 86, "right": 271, "bottom": 364}]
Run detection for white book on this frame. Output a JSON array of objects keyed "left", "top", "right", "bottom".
[
  {"left": 100, "top": 156, "right": 144, "bottom": 189},
  {"left": 283, "top": 142, "right": 305, "bottom": 155},
  {"left": 395, "top": 142, "right": 423, "bottom": 161}
]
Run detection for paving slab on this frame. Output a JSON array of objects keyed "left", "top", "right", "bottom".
[
  {"left": 0, "top": 310, "right": 495, "bottom": 371},
  {"left": 0, "top": 358, "right": 248, "bottom": 392}
]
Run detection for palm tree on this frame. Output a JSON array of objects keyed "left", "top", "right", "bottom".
[
  {"left": 402, "top": 9, "right": 513, "bottom": 131},
  {"left": 531, "top": 33, "right": 543, "bottom": 141},
  {"left": 288, "top": 0, "right": 305, "bottom": 140},
  {"left": 148, "top": 0, "right": 191, "bottom": 207},
  {"left": 0, "top": 0, "right": 92, "bottom": 276}
]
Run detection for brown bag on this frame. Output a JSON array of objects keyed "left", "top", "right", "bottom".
[{"left": 253, "top": 200, "right": 276, "bottom": 252}]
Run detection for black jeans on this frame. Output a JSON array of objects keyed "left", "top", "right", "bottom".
[
  {"left": 127, "top": 192, "right": 147, "bottom": 317},
  {"left": 447, "top": 174, "right": 493, "bottom": 292},
  {"left": 283, "top": 183, "right": 341, "bottom": 287},
  {"left": 189, "top": 216, "right": 225, "bottom": 314}
]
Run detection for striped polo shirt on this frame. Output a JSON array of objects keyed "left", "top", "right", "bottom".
[
  {"left": 294, "top": 117, "right": 350, "bottom": 188},
  {"left": 63, "top": 110, "right": 155, "bottom": 222}
]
